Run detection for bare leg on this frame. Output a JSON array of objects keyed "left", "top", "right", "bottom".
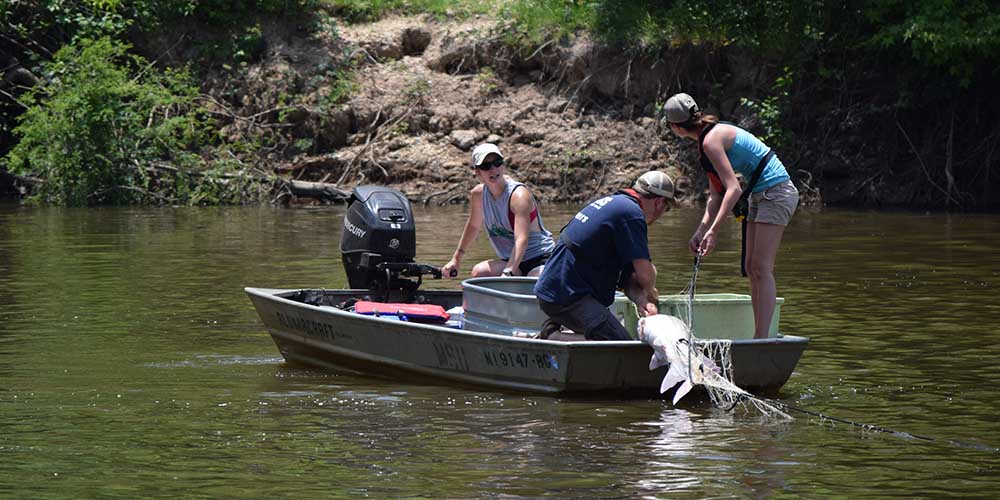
[
  {"left": 471, "top": 260, "right": 508, "bottom": 277},
  {"left": 745, "top": 223, "right": 759, "bottom": 335},
  {"left": 746, "top": 222, "right": 786, "bottom": 339}
]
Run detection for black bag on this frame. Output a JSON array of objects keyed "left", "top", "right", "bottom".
[
  {"left": 732, "top": 197, "right": 750, "bottom": 221},
  {"left": 733, "top": 150, "right": 773, "bottom": 222},
  {"left": 736, "top": 150, "right": 774, "bottom": 276}
]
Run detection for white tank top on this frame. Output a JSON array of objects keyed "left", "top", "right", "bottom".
[{"left": 481, "top": 179, "right": 554, "bottom": 261}]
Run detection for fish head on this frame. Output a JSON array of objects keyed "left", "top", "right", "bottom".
[
  {"left": 639, "top": 314, "right": 692, "bottom": 368},
  {"left": 638, "top": 314, "right": 690, "bottom": 345}
]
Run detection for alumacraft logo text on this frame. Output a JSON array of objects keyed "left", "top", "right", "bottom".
[{"left": 344, "top": 218, "right": 366, "bottom": 239}]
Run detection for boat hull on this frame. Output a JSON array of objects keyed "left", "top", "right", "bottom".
[{"left": 245, "top": 288, "right": 809, "bottom": 396}]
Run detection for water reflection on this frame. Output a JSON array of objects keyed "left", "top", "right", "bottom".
[
  {"left": 631, "top": 407, "right": 796, "bottom": 499},
  {"left": 637, "top": 409, "right": 703, "bottom": 492}
]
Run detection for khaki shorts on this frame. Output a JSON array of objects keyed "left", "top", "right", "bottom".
[{"left": 749, "top": 180, "right": 799, "bottom": 226}]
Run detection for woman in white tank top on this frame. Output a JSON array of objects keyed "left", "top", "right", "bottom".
[{"left": 441, "top": 143, "right": 554, "bottom": 279}]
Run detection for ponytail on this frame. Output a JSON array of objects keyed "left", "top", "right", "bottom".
[{"left": 675, "top": 111, "right": 719, "bottom": 132}]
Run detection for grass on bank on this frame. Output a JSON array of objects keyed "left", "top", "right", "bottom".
[{"left": 316, "top": 0, "right": 494, "bottom": 22}]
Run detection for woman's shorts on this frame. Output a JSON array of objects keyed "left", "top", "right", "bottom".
[
  {"left": 749, "top": 180, "right": 799, "bottom": 226},
  {"left": 518, "top": 253, "right": 550, "bottom": 276}
]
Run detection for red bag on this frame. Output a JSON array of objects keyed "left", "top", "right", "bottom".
[{"left": 354, "top": 301, "right": 450, "bottom": 323}]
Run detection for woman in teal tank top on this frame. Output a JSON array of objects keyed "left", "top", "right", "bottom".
[{"left": 663, "top": 93, "right": 799, "bottom": 339}]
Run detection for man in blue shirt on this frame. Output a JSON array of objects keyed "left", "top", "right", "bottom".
[{"left": 534, "top": 171, "right": 678, "bottom": 341}]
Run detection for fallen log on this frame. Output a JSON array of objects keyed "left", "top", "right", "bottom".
[
  {"left": 284, "top": 179, "right": 352, "bottom": 203},
  {"left": 0, "top": 170, "right": 39, "bottom": 196}
]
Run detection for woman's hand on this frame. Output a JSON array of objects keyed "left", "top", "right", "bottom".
[
  {"left": 688, "top": 230, "right": 704, "bottom": 254},
  {"left": 441, "top": 259, "right": 460, "bottom": 279},
  {"left": 697, "top": 229, "right": 717, "bottom": 256}
]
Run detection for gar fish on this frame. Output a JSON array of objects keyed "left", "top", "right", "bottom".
[{"left": 638, "top": 314, "right": 721, "bottom": 405}]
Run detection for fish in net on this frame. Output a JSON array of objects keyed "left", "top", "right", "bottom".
[{"left": 638, "top": 258, "right": 790, "bottom": 419}]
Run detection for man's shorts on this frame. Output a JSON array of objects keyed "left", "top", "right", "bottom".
[{"left": 749, "top": 180, "right": 799, "bottom": 226}]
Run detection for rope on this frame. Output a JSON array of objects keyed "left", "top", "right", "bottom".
[
  {"left": 685, "top": 256, "right": 701, "bottom": 382},
  {"left": 726, "top": 393, "right": 999, "bottom": 453}
]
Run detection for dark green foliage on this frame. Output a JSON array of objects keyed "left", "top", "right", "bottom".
[
  {"left": 1, "top": 1, "right": 131, "bottom": 50},
  {"left": 863, "top": 0, "right": 1000, "bottom": 85},
  {"left": 130, "top": 0, "right": 310, "bottom": 28},
  {"left": 0, "top": 36, "right": 275, "bottom": 206},
  {"left": 504, "top": 0, "right": 999, "bottom": 82},
  {"left": 0, "top": 1, "right": 311, "bottom": 67},
  {"left": 4, "top": 37, "right": 211, "bottom": 205},
  {"left": 318, "top": 0, "right": 492, "bottom": 24},
  {"left": 1, "top": 2, "right": 300, "bottom": 206}
]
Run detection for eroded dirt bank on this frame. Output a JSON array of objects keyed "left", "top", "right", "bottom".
[{"left": 213, "top": 14, "right": 821, "bottom": 207}]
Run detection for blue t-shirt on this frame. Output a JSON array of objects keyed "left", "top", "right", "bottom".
[{"left": 534, "top": 192, "right": 650, "bottom": 307}]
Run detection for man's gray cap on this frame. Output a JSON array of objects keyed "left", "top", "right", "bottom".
[{"left": 633, "top": 171, "right": 677, "bottom": 200}]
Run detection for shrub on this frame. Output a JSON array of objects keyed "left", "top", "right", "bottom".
[{"left": 4, "top": 37, "right": 211, "bottom": 205}]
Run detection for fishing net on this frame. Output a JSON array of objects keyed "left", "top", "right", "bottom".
[{"left": 671, "top": 258, "right": 791, "bottom": 419}]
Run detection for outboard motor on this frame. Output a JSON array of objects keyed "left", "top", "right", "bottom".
[{"left": 341, "top": 186, "right": 442, "bottom": 293}]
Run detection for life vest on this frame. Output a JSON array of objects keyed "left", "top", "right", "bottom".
[
  {"left": 507, "top": 186, "right": 539, "bottom": 228},
  {"left": 698, "top": 121, "right": 725, "bottom": 193},
  {"left": 354, "top": 301, "right": 450, "bottom": 323}
]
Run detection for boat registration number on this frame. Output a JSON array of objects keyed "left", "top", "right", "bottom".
[{"left": 482, "top": 349, "right": 559, "bottom": 371}]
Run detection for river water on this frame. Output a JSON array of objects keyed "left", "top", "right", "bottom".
[{"left": 1, "top": 202, "right": 997, "bottom": 498}]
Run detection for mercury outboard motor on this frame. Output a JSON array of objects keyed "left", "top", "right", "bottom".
[{"left": 341, "top": 186, "right": 442, "bottom": 293}]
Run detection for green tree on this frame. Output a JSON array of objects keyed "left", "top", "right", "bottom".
[
  {"left": 4, "top": 37, "right": 210, "bottom": 205},
  {"left": 864, "top": 0, "right": 1000, "bottom": 85}
]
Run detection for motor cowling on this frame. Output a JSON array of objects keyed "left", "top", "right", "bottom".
[{"left": 340, "top": 185, "right": 440, "bottom": 291}]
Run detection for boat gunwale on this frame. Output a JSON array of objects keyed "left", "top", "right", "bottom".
[{"left": 244, "top": 287, "right": 810, "bottom": 347}]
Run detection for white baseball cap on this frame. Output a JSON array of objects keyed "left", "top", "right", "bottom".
[
  {"left": 633, "top": 171, "right": 678, "bottom": 205},
  {"left": 471, "top": 143, "right": 503, "bottom": 167}
]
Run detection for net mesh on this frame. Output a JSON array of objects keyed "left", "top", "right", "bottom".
[{"left": 673, "top": 259, "right": 791, "bottom": 419}]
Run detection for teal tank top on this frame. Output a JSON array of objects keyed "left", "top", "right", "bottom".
[{"left": 725, "top": 128, "right": 789, "bottom": 192}]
